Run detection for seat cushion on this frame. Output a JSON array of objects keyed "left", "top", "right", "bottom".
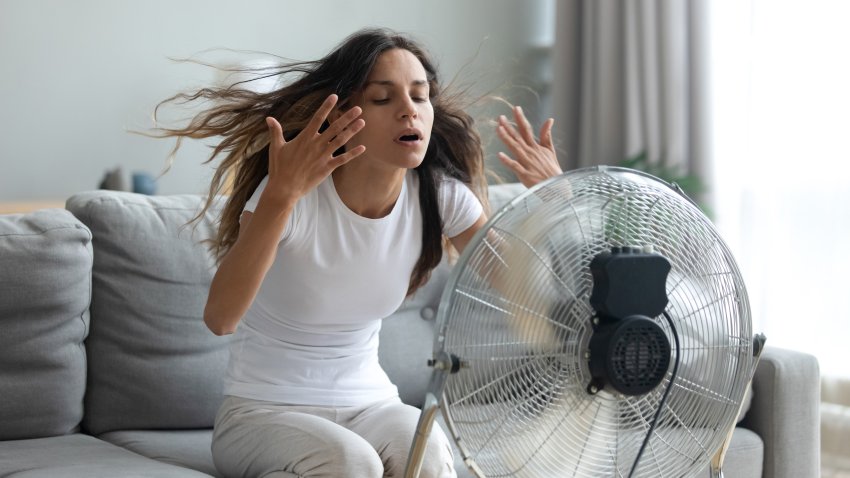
[
  {"left": 66, "top": 191, "right": 230, "bottom": 435},
  {"left": 0, "top": 434, "right": 212, "bottom": 477},
  {"left": 99, "top": 429, "right": 220, "bottom": 477},
  {"left": 703, "top": 427, "right": 764, "bottom": 478},
  {"left": 0, "top": 209, "right": 92, "bottom": 440}
]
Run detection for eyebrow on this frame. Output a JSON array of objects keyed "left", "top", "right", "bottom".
[{"left": 364, "top": 80, "right": 428, "bottom": 87}]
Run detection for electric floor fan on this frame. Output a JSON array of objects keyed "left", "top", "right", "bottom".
[{"left": 405, "top": 166, "right": 765, "bottom": 478}]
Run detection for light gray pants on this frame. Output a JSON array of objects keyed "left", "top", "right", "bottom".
[{"left": 211, "top": 395, "right": 457, "bottom": 478}]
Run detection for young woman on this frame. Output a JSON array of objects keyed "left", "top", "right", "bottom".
[{"left": 155, "top": 28, "right": 560, "bottom": 478}]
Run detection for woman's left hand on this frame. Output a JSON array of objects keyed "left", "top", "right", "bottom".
[{"left": 496, "top": 106, "right": 562, "bottom": 187}]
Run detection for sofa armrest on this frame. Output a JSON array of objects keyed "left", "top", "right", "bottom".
[{"left": 740, "top": 346, "right": 820, "bottom": 478}]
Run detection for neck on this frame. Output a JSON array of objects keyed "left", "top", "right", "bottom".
[{"left": 332, "top": 162, "right": 408, "bottom": 219}]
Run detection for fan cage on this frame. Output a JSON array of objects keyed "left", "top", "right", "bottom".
[{"left": 435, "top": 167, "right": 752, "bottom": 478}]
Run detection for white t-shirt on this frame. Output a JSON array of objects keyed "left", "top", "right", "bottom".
[{"left": 222, "top": 170, "right": 483, "bottom": 406}]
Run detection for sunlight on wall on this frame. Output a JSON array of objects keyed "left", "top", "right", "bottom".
[{"left": 710, "top": 0, "right": 850, "bottom": 379}]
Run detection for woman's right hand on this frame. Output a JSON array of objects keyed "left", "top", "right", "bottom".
[{"left": 264, "top": 94, "right": 366, "bottom": 205}]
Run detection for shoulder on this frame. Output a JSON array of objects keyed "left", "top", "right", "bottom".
[
  {"left": 436, "top": 174, "right": 477, "bottom": 207},
  {"left": 434, "top": 173, "right": 483, "bottom": 238}
]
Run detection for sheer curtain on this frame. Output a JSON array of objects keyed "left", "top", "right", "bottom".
[
  {"left": 710, "top": 0, "right": 850, "bottom": 376},
  {"left": 710, "top": 0, "right": 850, "bottom": 472}
]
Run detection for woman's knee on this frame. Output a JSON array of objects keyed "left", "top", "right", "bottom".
[
  {"left": 325, "top": 437, "right": 384, "bottom": 478},
  {"left": 418, "top": 427, "right": 457, "bottom": 478}
]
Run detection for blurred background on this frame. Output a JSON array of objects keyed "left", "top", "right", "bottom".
[
  {"left": 2, "top": 0, "right": 849, "bottom": 473},
  {"left": 0, "top": 0, "right": 556, "bottom": 200}
]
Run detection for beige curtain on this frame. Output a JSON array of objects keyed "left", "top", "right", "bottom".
[{"left": 551, "top": 0, "right": 712, "bottom": 196}]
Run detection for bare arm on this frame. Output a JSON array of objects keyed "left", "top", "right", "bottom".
[
  {"left": 203, "top": 200, "right": 291, "bottom": 335},
  {"left": 203, "top": 94, "right": 366, "bottom": 335},
  {"left": 448, "top": 213, "right": 488, "bottom": 254}
]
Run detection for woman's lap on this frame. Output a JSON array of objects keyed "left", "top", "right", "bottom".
[{"left": 212, "top": 395, "right": 455, "bottom": 478}]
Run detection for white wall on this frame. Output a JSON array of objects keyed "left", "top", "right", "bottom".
[{"left": 0, "top": 0, "right": 554, "bottom": 201}]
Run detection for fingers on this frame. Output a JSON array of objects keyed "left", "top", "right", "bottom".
[
  {"left": 266, "top": 117, "right": 285, "bottom": 146},
  {"left": 321, "top": 105, "right": 363, "bottom": 143},
  {"left": 540, "top": 118, "right": 555, "bottom": 150},
  {"left": 497, "top": 115, "right": 523, "bottom": 152},
  {"left": 304, "top": 94, "right": 339, "bottom": 134},
  {"left": 329, "top": 144, "right": 366, "bottom": 168},
  {"left": 497, "top": 115, "right": 531, "bottom": 169},
  {"left": 497, "top": 152, "right": 523, "bottom": 173},
  {"left": 325, "top": 118, "right": 366, "bottom": 155},
  {"left": 512, "top": 106, "right": 537, "bottom": 145}
]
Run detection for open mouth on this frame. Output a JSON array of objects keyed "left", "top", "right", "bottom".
[{"left": 398, "top": 133, "right": 421, "bottom": 143}]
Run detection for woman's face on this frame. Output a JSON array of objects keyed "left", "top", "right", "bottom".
[{"left": 345, "top": 48, "right": 434, "bottom": 170}]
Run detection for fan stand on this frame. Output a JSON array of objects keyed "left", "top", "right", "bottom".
[
  {"left": 709, "top": 334, "right": 767, "bottom": 478},
  {"left": 404, "top": 352, "right": 457, "bottom": 478}
]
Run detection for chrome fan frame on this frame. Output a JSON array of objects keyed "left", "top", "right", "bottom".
[{"left": 405, "top": 166, "right": 763, "bottom": 478}]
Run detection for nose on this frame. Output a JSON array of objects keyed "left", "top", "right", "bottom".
[{"left": 399, "top": 98, "right": 417, "bottom": 120}]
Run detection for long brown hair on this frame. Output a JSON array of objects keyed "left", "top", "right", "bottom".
[{"left": 151, "top": 28, "right": 488, "bottom": 295}]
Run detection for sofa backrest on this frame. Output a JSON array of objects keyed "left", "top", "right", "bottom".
[
  {"left": 66, "top": 191, "right": 229, "bottom": 435},
  {"left": 0, "top": 209, "right": 92, "bottom": 440},
  {"left": 0, "top": 182, "right": 525, "bottom": 438}
]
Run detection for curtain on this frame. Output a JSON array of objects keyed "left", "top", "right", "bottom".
[
  {"left": 709, "top": 1, "right": 850, "bottom": 474},
  {"left": 551, "top": 0, "right": 711, "bottom": 200}
]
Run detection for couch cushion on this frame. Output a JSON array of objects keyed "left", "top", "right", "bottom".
[
  {"left": 0, "top": 209, "right": 92, "bottom": 440},
  {"left": 0, "top": 434, "right": 213, "bottom": 477},
  {"left": 66, "top": 191, "right": 230, "bottom": 435},
  {"left": 99, "top": 429, "right": 220, "bottom": 477},
  {"left": 702, "top": 427, "right": 764, "bottom": 478}
]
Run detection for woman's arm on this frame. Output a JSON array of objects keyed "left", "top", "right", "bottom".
[
  {"left": 203, "top": 94, "right": 366, "bottom": 335},
  {"left": 203, "top": 200, "right": 291, "bottom": 335},
  {"left": 449, "top": 106, "right": 561, "bottom": 255}
]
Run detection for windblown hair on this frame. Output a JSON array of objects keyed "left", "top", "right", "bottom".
[{"left": 151, "top": 28, "right": 488, "bottom": 295}]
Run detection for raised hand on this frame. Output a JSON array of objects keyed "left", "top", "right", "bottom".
[
  {"left": 495, "top": 106, "right": 562, "bottom": 188},
  {"left": 265, "top": 94, "right": 366, "bottom": 204}
]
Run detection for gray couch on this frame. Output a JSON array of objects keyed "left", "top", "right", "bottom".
[{"left": 0, "top": 185, "right": 820, "bottom": 478}]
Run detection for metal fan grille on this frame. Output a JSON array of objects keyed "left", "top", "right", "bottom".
[{"left": 436, "top": 167, "right": 752, "bottom": 477}]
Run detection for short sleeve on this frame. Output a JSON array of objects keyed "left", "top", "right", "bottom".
[
  {"left": 242, "top": 175, "right": 298, "bottom": 243},
  {"left": 438, "top": 177, "right": 484, "bottom": 238}
]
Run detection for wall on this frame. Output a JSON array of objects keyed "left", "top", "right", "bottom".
[{"left": 0, "top": 0, "right": 554, "bottom": 201}]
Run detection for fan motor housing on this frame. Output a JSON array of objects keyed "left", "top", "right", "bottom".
[
  {"left": 588, "top": 315, "right": 671, "bottom": 395},
  {"left": 589, "top": 247, "right": 671, "bottom": 319},
  {"left": 587, "top": 248, "right": 673, "bottom": 396}
]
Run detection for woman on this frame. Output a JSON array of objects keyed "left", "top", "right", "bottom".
[{"left": 155, "top": 28, "right": 560, "bottom": 478}]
